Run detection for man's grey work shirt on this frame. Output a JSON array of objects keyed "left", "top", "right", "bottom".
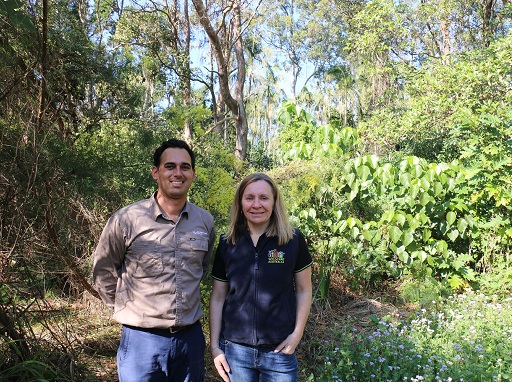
[{"left": 93, "top": 193, "right": 215, "bottom": 329}]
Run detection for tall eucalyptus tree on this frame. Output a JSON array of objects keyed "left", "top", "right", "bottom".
[{"left": 192, "top": 0, "right": 261, "bottom": 161}]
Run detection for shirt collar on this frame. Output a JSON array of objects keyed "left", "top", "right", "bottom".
[{"left": 150, "top": 192, "right": 189, "bottom": 221}]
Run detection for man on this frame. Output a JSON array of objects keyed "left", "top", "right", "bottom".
[{"left": 93, "top": 138, "right": 215, "bottom": 382}]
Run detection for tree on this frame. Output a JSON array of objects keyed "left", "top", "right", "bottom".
[
  {"left": 262, "top": 0, "right": 354, "bottom": 101},
  {"left": 263, "top": 0, "right": 306, "bottom": 100},
  {"left": 191, "top": 0, "right": 254, "bottom": 161},
  {"left": 144, "top": 0, "right": 195, "bottom": 141}
]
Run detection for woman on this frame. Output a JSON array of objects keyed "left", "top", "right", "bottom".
[{"left": 209, "top": 173, "right": 313, "bottom": 382}]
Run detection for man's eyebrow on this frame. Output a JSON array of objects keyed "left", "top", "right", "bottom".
[{"left": 163, "top": 161, "right": 192, "bottom": 166}]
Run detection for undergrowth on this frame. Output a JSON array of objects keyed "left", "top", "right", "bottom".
[
  {"left": 2, "top": 280, "right": 512, "bottom": 381},
  {"left": 307, "top": 290, "right": 512, "bottom": 381}
]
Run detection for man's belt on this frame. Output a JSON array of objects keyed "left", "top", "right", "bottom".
[{"left": 124, "top": 321, "right": 196, "bottom": 335}]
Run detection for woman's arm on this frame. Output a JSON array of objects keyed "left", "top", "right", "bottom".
[
  {"left": 209, "top": 279, "right": 230, "bottom": 381},
  {"left": 275, "top": 266, "right": 312, "bottom": 354}
]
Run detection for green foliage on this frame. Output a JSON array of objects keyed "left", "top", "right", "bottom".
[
  {"left": 1, "top": 1, "right": 512, "bottom": 379},
  {"left": 72, "top": 119, "right": 161, "bottom": 205},
  {"left": 246, "top": 142, "right": 275, "bottom": 171},
  {"left": 278, "top": 101, "right": 359, "bottom": 162},
  {"left": 278, "top": 97, "right": 510, "bottom": 291},
  {"left": 313, "top": 290, "right": 512, "bottom": 381},
  {"left": 0, "top": 358, "right": 72, "bottom": 382},
  {"left": 277, "top": 34, "right": 512, "bottom": 294},
  {"left": 0, "top": 0, "right": 36, "bottom": 32},
  {"left": 277, "top": 102, "right": 317, "bottom": 147},
  {"left": 272, "top": 158, "right": 352, "bottom": 299},
  {"left": 398, "top": 275, "right": 452, "bottom": 307},
  {"left": 361, "top": 33, "right": 512, "bottom": 163},
  {"left": 335, "top": 155, "right": 480, "bottom": 289},
  {"left": 347, "top": 0, "right": 410, "bottom": 58},
  {"left": 189, "top": 140, "right": 238, "bottom": 232},
  {"left": 275, "top": 106, "right": 363, "bottom": 296},
  {"left": 477, "top": 263, "right": 512, "bottom": 298},
  {"left": 191, "top": 166, "right": 236, "bottom": 232}
]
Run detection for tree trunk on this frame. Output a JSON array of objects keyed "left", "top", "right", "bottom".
[
  {"left": 481, "top": 0, "right": 497, "bottom": 47},
  {"left": 232, "top": 0, "right": 248, "bottom": 161},
  {"left": 37, "top": 0, "right": 48, "bottom": 132},
  {"left": 440, "top": 18, "right": 451, "bottom": 64},
  {"left": 182, "top": 0, "right": 193, "bottom": 143},
  {"left": 191, "top": 0, "right": 248, "bottom": 161}
]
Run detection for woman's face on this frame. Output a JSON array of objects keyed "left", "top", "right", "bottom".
[{"left": 241, "top": 180, "right": 275, "bottom": 231}]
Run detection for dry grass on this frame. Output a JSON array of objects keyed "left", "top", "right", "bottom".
[{"left": 50, "top": 296, "right": 120, "bottom": 381}]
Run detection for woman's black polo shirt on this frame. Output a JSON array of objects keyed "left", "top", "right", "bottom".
[{"left": 211, "top": 228, "right": 312, "bottom": 346}]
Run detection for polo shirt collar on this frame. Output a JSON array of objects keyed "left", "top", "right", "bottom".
[{"left": 240, "top": 226, "right": 272, "bottom": 249}]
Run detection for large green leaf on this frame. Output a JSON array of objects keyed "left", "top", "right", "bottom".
[
  {"left": 389, "top": 226, "right": 403, "bottom": 244},
  {"left": 349, "top": 185, "right": 359, "bottom": 201},
  {"left": 447, "top": 229, "right": 459, "bottom": 241},
  {"left": 362, "top": 229, "right": 376, "bottom": 242},
  {"left": 411, "top": 250, "right": 428, "bottom": 263},
  {"left": 419, "top": 192, "right": 431, "bottom": 206},
  {"left": 420, "top": 177, "right": 430, "bottom": 191},
  {"left": 422, "top": 228, "right": 432, "bottom": 242},
  {"left": 381, "top": 210, "right": 395, "bottom": 223},
  {"left": 457, "top": 218, "right": 469, "bottom": 234},
  {"left": 393, "top": 212, "right": 406, "bottom": 226},
  {"left": 356, "top": 164, "right": 372, "bottom": 182},
  {"left": 399, "top": 173, "right": 411, "bottom": 187},
  {"left": 410, "top": 181, "right": 420, "bottom": 200},
  {"left": 402, "top": 229, "right": 415, "bottom": 247},
  {"left": 396, "top": 246, "right": 410, "bottom": 264},
  {"left": 407, "top": 216, "right": 421, "bottom": 230},
  {"left": 436, "top": 240, "right": 448, "bottom": 255},
  {"left": 434, "top": 182, "right": 444, "bottom": 196},
  {"left": 446, "top": 211, "right": 457, "bottom": 226}
]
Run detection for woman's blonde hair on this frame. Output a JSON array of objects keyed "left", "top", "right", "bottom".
[{"left": 226, "top": 173, "right": 294, "bottom": 245}]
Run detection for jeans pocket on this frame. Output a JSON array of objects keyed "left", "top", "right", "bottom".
[{"left": 270, "top": 350, "right": 298, "bottom": 374}]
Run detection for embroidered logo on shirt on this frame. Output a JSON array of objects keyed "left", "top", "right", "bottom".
[
  {"left": 268, "top": 249, "right": 285, "bottom": 264},
  {"left": 193, "top": 230, "right": 208, "bottom": 236}
]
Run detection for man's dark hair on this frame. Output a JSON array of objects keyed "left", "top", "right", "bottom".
[{"left": 153, "top": 138, "right": 196, "bottom": 169}]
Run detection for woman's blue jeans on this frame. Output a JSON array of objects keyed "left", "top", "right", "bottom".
[
  {"left": 221, "top": 339, "right": 298, "bottom": 382},
  {"left": 117, "top": 321, "right": 205, "bottom": 382}
]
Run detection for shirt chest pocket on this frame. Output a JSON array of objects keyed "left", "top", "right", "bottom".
[
  {"left": 128, "top": 240, "right": 165, "bottom": 277},
  {"left": 179, "top": 237, "right": 208, "bottom": 274},
  {"left": 187, "top": 237, "right": 209, "bottom": 252}
]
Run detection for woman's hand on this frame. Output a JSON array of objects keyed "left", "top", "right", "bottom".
[
  {"left": 274, "top": 332, "right": 301, "bottom": 355},
  {"left": 212, "top": 347, "right": 231, "bottom": 382},
  {"left": 274, "top": 267, "right": 312, "bottom": 355}
]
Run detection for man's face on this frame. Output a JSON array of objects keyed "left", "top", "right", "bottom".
[{"left": 152, "top": 147, "right": 196, "bottom": 201}]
